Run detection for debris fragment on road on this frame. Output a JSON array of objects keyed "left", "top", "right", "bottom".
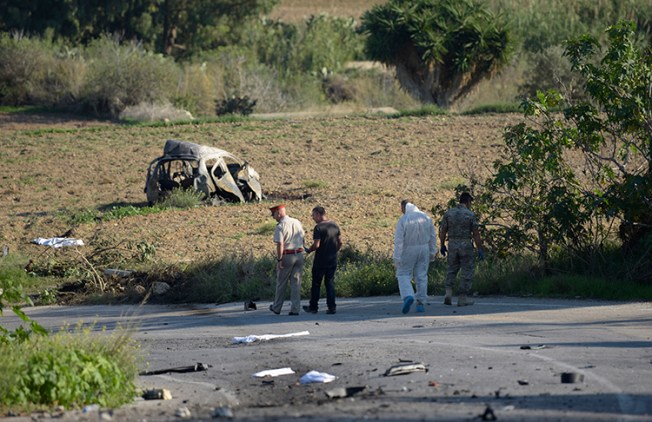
[
  {"left": 253, "top": 367, "right": 295, "bottom": 378},
  {"left": 232, "top": 330, "right": 310, "bottom": 344},
  {"left": 480, "top": 405, "right": 497, "bottom": 420},
  {"left": 300, "top": 370, "right": 336, "bottom": 384},
  {"left": 142, "top": 388, "right": 172, "bottom": 400},
  {"left": 561, "top": 372, "right": 584, "bottom": 383},
  {"left": 325, "top": 386, "right": 366, "bottom": 399},
  {"left": 140, "top": 362, "right": 210, "bottom": 376},
  {"left": 520, "top": 344, "right": 547, "bottom": 350},
  {"left": 384, "top": 362, "right": 427, "bottom": 376}
]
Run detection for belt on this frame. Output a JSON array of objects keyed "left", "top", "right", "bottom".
[{"left": 283, "top": 248, "right": 304, "bottom": 254}]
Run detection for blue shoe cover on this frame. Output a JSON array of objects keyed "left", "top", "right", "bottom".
[{"left": 402, "top": 296, "right": 414, "bottom": 314}]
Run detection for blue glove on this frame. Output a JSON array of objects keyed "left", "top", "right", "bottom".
[
  {"left": 440, "top": 245, "right": 447, "bottom": 256},
  {"left": 478, "top": 249, "right": 485, "bottom": 261}
]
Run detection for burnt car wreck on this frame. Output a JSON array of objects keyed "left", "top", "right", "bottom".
[{"left": 145, "top": 140, "right": 262, "bottom": 204}]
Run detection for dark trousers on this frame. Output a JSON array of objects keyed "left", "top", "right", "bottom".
[{"left": 309, "top": 265, "right": 337, "bottom": 311}]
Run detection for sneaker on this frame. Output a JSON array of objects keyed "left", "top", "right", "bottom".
[
  {"left": 415, "top": 304, "right": 425, "bottom": 313},
  {"left": 326, "top": 309, "right": 336, "bottom": 315},
  {"left": 269, "top": 305, "right": 280, "bottom": 315},
  {"left": 402, "top": 296, "right": 414, "bottom": 314},
  {"left": 288, "top": 312, "right": 299, "bottom": 316},
  {"left": 302, "top": 305, "right": 318, "bottom": 314}
]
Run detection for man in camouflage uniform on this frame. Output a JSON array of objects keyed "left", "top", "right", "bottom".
[{"left": 439, "top": 192, "right": 485, "bottom": 306}]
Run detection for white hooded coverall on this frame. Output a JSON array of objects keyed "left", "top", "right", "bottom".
[{"left": 393, "top": 203, "right": 437, "bottom": 304}]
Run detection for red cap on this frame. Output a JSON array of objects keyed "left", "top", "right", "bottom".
[{"left": 269, "top": 204, "right": 285, "bottom": 214}]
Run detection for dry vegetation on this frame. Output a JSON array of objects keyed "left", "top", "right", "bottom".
[
  {"left": 0, "top": 112, "right": 523, "bottom": 268},
  {"left": 269, "top": 0, "right": 385, "bottom": 22}
]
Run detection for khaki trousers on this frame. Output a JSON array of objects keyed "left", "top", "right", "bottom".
[{"left": 271, "top": 253, "right": 304, "bottom": 314}]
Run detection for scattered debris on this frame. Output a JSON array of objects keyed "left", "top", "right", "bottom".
[
  {"left": 520, "top": 344, "right": 547, "bottom": 350},
  {"left": 31, "top": 237, "right": 84, "bottom": 248},
  {"left": 140, "top": 362, "right": 210, "bottom": 376},
  {"left": 428, "top": 380, "right": 441, "bottom": 389},
  {"left": 142, "top": 388, "right": 172, "bottom": 400},
  {"left": 212, "top": 407, "right": 234, "bottom": 418},
  {"left": 300, "top": 370, "right": 336, "bottom": 384},
  {"left": 517, "top": 379, "right": 529, "bottom": 385},
  {"left": 384, "top": 362, "right": 427, "bottom": 376},
  {"left": 561, "top": 372, "right": 584, "bottom": 384},
  {"left": 480, "top": 405, "right": 497, "bottom": 421},
  {"left": 232, "top": 330, "right": 310, "bottom": 344},
  {"left": 244, "top": 300, "right": 257, "bottom": 311},
  {"left": 103, "top": 269, "right": 134, "bottom": 278},
  {"left": 253, "top": 367, "right": 295, "bottom": 378},
  {"left": 325, "top": 386, "right": 366, "bottom": 399},
  {"left": 175, "top": 406, "right": 192, "bottom": 418}
]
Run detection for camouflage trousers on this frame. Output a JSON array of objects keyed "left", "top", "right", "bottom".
[{"left": 444, "top": 240, "right": 475, "bottom": 294}]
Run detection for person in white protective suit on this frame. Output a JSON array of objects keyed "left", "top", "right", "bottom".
[{"left": 392, "top": 200, "right": 437, "bottom": 314}]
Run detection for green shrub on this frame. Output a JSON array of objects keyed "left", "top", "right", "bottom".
[
  {"left": 158, "top": 188, "right": 204, "bottom": 209},
  {"left": 0, "top": 324, "right": 139, "bottom": 409},
  {"left": 0, "top": 256, "right": 48, "bottom": 344}
]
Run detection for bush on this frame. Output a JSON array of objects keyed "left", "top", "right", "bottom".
[
  {"left": 0, "top": 324, "right": 139, "bottom": 409},
  {"left": 0, "top": 33, "right": 52, "bottom": 105},
  {"left": 215, "top": 95, "right": 257, "bottom": 116},
  {"left": 81, "top": 35, "right": 179, "bottom": 117}
]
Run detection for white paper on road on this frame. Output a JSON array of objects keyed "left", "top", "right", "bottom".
[
  {"left": 32, "top": 237, "right": 85, "bottom": 248},
  {"left": 232, "top": 330, "right": 310, "bottom": 344},
  {"left": 300, "top": 370, "right": 336, "bottom": 384},
  {"left": 252, "top": 367, "right": 295, "bottom": 378}
]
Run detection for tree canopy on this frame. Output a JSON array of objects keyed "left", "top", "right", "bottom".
[
  {"left": 361, "top": 0, "right": 510, "bottom": 107},
  {"left": 0, "top": 0, "right": 277, "bottom": 58}
]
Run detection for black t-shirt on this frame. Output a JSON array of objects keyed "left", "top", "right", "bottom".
[{"left": 313, "top": 220, "right": 340, "bottom": 268}]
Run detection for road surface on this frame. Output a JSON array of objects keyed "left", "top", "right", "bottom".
[{"left": 3, "top": 296, "right": 651, "bottom": 421}]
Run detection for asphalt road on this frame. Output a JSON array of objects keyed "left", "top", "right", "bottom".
[{"left": 3, "top": 296, "right": 651, "bottom": 421}]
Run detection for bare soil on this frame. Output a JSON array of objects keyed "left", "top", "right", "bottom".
[{"left": 0, "top": 111, "right": 522, "bottom": 275}]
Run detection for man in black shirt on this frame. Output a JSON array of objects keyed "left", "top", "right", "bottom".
[{"left": 303, "top": 206, "right": 342, "bottom": 314}]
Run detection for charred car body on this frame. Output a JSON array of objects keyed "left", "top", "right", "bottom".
[{"left": 145, "top": 140, "right": 262, "bottom": 204}]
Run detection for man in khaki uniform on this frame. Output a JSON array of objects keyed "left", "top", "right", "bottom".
[
  {"left": 439, "top": 192, "right": 485, "bottom": 306},
  {"left": 269, "top": 204, "right": 306, "bottom": 316}
]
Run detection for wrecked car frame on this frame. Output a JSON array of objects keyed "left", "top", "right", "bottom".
[{"left": 145, "top": 140, "right": 262, "bottom": 204}]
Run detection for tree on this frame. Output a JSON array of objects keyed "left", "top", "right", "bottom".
[
  {"left": 361, "top": 0, "right": 510, "bottom": 107},
  {"left": 0, "top": 0, "right": 277, "bottom": 58},
  {"left": 470, "top": 21, "right": 651, "bottom": 276}
]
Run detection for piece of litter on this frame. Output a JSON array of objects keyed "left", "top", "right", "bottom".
[
  {"left": 253, "top": 367, "right": 295, "bottom": 378},
  {"left": 384, "top": 362, "right": 427, "bottom": 376},
  {"left": 175, "top": 407, "right": 191, "bottom": 418},
  {"left": 142, "top": 388, "right": 172, "bottom": 400},
  {"left": 232, "top": 330, "right": 310, "bottom": 344},
  {"left": 325, "top": 386, "right": 366, "bottom": 399},
  {"left": 300, "top": 370, "right": 336, "bottom": 384},
  {"left": 32, "top": 237, "right": 84, "bottom": 248},
  {"left": 561, "top": 372, "right": 584, "bottom": 384},
  {"left": 139, "top": 362, "right": 209, "bottom": 376},
  {"left": 520, "top": 344, "right": 547, "bottom": 350},
  {"left": 517, "top": 379, "right": 529, "bottom": 385}
]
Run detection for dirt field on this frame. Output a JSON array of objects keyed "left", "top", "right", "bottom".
[{"left": 0, "top": 111, "right": 523, "bottom": 270}]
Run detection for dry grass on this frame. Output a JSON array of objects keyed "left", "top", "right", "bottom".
[
  {"left": 268, "top": 0, "right": 385, "bottom": 22},
  {"left": 0, "top": 112, "right": 523, "bottom": 267}
]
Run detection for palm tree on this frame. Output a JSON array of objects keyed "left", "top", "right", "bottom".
[{"left": 362, "top": 0, "right": 510, "bottom": 108}]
